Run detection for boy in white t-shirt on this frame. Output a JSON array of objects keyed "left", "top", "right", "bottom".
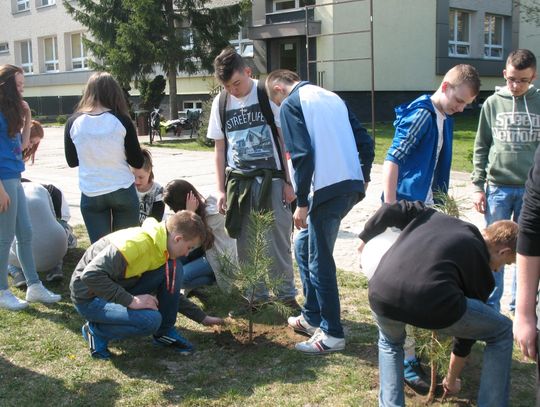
[{"left": 206, "top": 47, "right": 298, "bottom": 314}]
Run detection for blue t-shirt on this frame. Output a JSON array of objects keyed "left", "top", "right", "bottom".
[{"left": 0, "top": 112, "right": 25, "bottom": 179}]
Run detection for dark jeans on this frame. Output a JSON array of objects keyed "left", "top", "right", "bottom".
[
  {"left": 81, "top": 184, "right": 139, "bottom": 243},
  {"left": 295, "top": 192, "right": 361, "bottom": 338},
  {"left": 74, "top": 264, "right": 182, "bottom": 340}
]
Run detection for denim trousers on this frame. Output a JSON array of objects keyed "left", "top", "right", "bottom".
[
  {"left": 74, "top": 263, "right": 183, "bottom": 340},
  {"left": 295, "top": 192, "right": 360, "bottom": 338},
  {"left": 485, "top": 184, "right": 524, "bottom": 312},
  {"left": 373, "top": 298, "right": 513, "bottom": 407},
  {"left": 81, "top": 184, "right": 140, "bottom": 244},
  {"left": 0, "top": 178, "right": 40, "bottom": 290},
  {"left": 181, "top": 256, "right": 215, "bottom": 290}
]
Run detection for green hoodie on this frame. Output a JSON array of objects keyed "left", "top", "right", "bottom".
[{"left": 472, "top": 85, "right": 540, "bottom": 191}]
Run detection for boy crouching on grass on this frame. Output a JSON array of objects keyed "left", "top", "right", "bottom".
[{"left": 70, "top": 210, "right": 207, "bottom": 359}]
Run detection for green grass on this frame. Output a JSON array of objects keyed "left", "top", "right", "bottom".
[
  {"left": 142, "top": 138, "right": 213, "bottom": 152},
  {"left": 371, "top": 114, "right": 479, "bottom": 173},
  {"left": 0, "top": 225, "right": 534, "bottom": 406}
]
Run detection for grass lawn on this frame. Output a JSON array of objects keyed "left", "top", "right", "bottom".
[
  {"left": 0, "top": 225, "right": 535, "bottom": 406},
  {"left": 371, "top": 113, "right": 479, "bottom": 173}
]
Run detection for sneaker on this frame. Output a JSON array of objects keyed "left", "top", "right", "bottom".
[
  {"left": 46, "top": 263, "right": 63, "bottom": 282},
  {"left": 404, "top": 358, "right": 430, "bottom": 395},
  {"left": 295, "top": 328, "right": 345, "bottom": 354},
  {"left": 153, "top": 328, "right": 194, "bottom": 355},
  {"left": 0, "top": 289, "right": 29, "bottom": 310},
  {"left": 26, "top": 282, "right": 61, "bottom": 303},
  {"left": 82, "top": 322, "right": 111, "bottom": 359},
  {"left": 9, "top": 267, "right": 27, "bottom": 289},
  {"left": 288, "top": 314, "right": 318, "bottom": 336}
]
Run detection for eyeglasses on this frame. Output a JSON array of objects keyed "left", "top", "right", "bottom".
[{"left": 505, "top": 77, "right": 533, "bottom": 85}]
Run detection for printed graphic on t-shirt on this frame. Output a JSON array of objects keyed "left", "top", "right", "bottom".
[
  {"left": 494, "top": 112, "right": 540, "bottom": 145},
  {"left": 225, "top": 104, "right": 277, "bottom": 170},
  {"left": 137, "top": 183, "right": 163, "bottom": 224}
]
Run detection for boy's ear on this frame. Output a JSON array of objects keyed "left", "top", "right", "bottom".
[
  {"left": 173, "top": 233, "right": 184, "bottom": 243},
  {"left": 441, "top": 81, "right": 449, "bottom": 92},
  {"left": 244, "top": 66, "right": 252, "bottom": 77}
]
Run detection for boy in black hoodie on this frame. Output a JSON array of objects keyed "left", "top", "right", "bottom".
[{"left": 359, "top": 200, "right": 517, "bottom": 407}]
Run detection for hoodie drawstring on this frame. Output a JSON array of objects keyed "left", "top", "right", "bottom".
[{"left": 524, "top": 93, "right": 534, "bottom": 136}]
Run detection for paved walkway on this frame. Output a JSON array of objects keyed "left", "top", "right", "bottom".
[{"left": 23, "top": 127, "right": 513, "bottom": 311}]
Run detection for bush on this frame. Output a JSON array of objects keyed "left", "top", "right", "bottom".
[{"left": 56, "top": 115, "right": 68, "bottom": 124}]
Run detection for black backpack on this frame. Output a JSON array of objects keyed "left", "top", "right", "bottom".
[{"left": 218, "top": 80, "right": 285, "bottom": 169}]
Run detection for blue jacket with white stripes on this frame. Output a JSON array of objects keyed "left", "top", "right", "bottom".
[{"left": 385, "top": 94, "right": 454, "bottom": 202}]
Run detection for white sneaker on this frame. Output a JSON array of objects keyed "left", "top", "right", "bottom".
[
  {"left": 287, "top": 314, "right": 318, "bottom": 336},
  {"left": 26, "top": 282, "right": 61, "bottom": 303},
  {"left": 295, "top": 328, "right": 345, "bottom": 354},
  {"left": 0, "top": 289, "right": 29, "bottom": 310}
]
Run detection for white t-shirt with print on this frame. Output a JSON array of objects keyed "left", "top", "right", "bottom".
[
  {"left": 207, "top": 79, "right": 283, "bottom": 171},
  {"left": 136, "top": 181, "right": 163, "bottom": 224}
]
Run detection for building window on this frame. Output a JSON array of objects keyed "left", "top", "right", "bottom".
[
  {"left": 17, "top": 0, "right": 30, "bottom": 12},
  {"left": 449, "top": 9, "right": 471, "bottom": 57},
  {"left": 44, "top": 37, "right": 59, "bottom": 72},
  {"left": 38, "top": 0, "right": 55, "bottom": 6},
  {"left": 273, "top": 0, "right": 311, "bottom": 11},
  {"left": 181, "top": 29, "right": 193, "bottom": 51},
  {"left": 183, "top": 101, "right": 203, "bottom": 110},
  {"left": 71, "top": 33, "right": 88, "bottom": 70},
  {"left": 484, "top": 14, "right": 504, "bottom": 60},
  {"left": 19, "top": 40, "right": 33, "bottom": 74},
  {"left": 0, "top": 43, "right": 9, "bottom": 54},
  {"left": 230, "top": 16, "right": 253, "bottom": 58}
]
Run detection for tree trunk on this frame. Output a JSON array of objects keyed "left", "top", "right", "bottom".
[
  {"left": 164, "top": 0, "right": 178, "bottom": 120},
  {"left": 168, "top": 68, "right": 178, "bottom": 120}
]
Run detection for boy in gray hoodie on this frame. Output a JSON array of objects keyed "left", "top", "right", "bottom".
[{"left": 472, "top": 49, "right": 540, "bottom": 313}]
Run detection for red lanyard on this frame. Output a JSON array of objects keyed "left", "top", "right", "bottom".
[{"left": 165, "top": 256, "right": 176, "bottom": 294}]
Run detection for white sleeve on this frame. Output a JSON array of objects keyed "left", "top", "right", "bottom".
[
  {"left": 60, "top": 190, "right": 71, "bottom": 222},
  {"left": 206, "top": 94, "right": 225, "bottom": 140},
  {"left": 270, "top": 100, "right": 281, "bottom": 129}
]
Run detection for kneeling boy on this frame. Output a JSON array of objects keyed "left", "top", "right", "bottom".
[{"left": 70, "top": 210, "right": 207, "bottom": 359}]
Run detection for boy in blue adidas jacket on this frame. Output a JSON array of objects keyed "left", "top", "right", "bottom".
[
  {"left": 266, "top": 69, "right": 374, "bottom": 354},
  {"left": 382, "top": 64, "right": 480, "bottom": 394}
]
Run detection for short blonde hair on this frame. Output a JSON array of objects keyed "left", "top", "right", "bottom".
[
  {"left": 166, "top": 210, "right": 211, "bottom": 249},
  {"left": 443, "top": 64, "right": 481, "bottom": 95}
]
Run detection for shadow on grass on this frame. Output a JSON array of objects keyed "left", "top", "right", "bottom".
[{"left": 0, "top": 356, "right": 119, "bottom": 407}]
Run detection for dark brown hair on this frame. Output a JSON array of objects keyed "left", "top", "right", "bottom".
[
  {"left": 76, "top": 72, "right": 129, "bottom": 117},
  {"left": 23, "top": 120, "right": 44, "bottom": 164},
  {"left": 507, "top": 49, "right": 537, "bottom": 71},
  {"left": 163, "top": 179, "right": 214, "bottom": 249},
  {"left": 139, "top": 148, "right": 154, "bottom": 183},
  {"left": 213, "top": 47, "right": 246, "bottom": 83},
  {"left": 0, "top": 64, "right": 24, "bottom": 137}
]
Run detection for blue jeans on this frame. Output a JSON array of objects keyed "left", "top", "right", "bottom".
[
  {"left": 73, "top": 264, "right": 182, "bottom": 340},
  {"left": 295, "top": 192, "right": 361, "bottom": 338},
  {"left": 485, "top": 184, "right": 524, "bottom": 312},
  {"left": 81, "top": 184, "right": 140, "bottom": 244},
  {"left": 373, "top": 298, "right": 513, "bottom": 407},
  {"left": 181, "top": 256, "right": 215, "bottom": 290},
  {"left": 0, "top": 178, "right": 40, "bottom": 290}
]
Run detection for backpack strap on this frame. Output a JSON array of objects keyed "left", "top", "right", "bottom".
[
  {"left": 256, "top": 80, "right": 285, "bottom": 170},
  {"left": 219, "top": 80, "right": 285, "bottom": 170}
]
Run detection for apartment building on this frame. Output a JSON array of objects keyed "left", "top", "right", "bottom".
[{"left": 1, "top": 0, "right": 540, "bottom": 121}]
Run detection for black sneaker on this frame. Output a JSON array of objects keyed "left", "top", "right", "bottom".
[
  {"left": 404, "top": 358, "right": 430, "bottom": 395},
  {"left": 153, "top": 328, "right": 194, "bottom": 355}
]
